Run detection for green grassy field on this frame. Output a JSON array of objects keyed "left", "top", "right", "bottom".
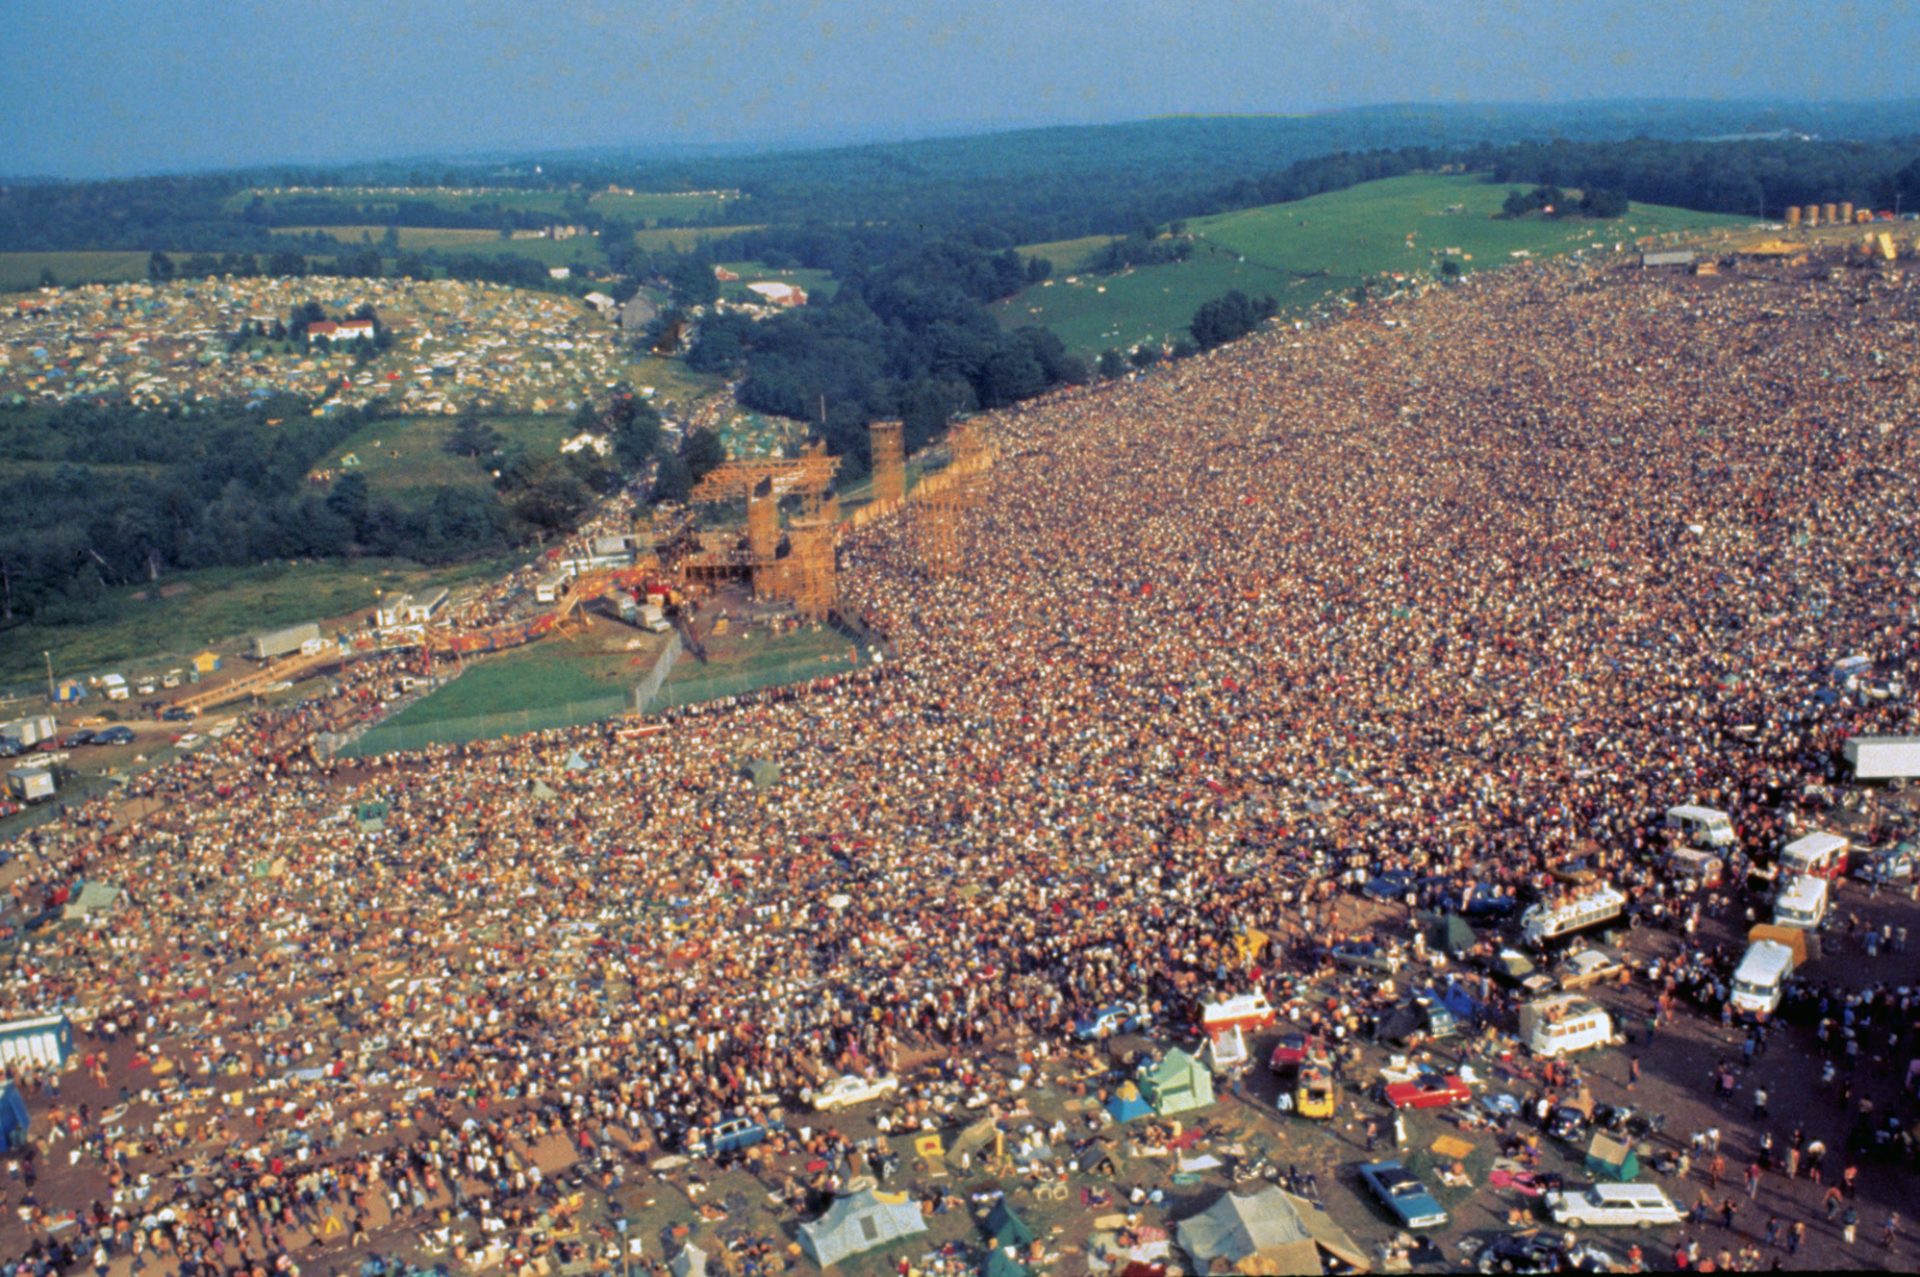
[
  {"left": 996, "top": 173, "right": 1750, "bottom": 353},
  {"left": 3, "top": 557, "right": 517, "bottom": 690},
  {"left": 632, "top": 224, "right": 763, "bottom": 251},
  {"left": 0, "top": 250, "right": 346, "bottom": 293},
  {"left": 322, "top": 414, "right": 572, "bottom": 505},
  {"left": 588, "top": 190, "right": 741, "bottom": 223},
  {"left": 1016, "top": 233, "right": 1122, "bottom": 273},
  {"left": 271, "top": 226, "right": 499, "bottom": 248},
  {"left": 627, "top": 355, "right": 723, "bottom": 415}
]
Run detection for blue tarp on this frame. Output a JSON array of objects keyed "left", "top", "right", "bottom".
[{"left": 0, "top": 1083, "right": 29, "bottom": 1150}]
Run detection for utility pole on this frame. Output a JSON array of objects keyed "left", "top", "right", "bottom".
[{"left": 44, "top": 650, "right": 54, "bottom": 704}]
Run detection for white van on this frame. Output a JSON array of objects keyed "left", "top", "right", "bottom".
[
  {"left": 1778, "top": 831, "right": 1850, "bottom": 881},
  {"left": 1518, "top": 994, "right": 1617, "bottom": 1058},
  {"left": 100, "top": 673, "right": 130, "bottom": 701},
  {"left": 1520, "top": 884, "right": 1627, "bottom": 945},
  {"left": 1772, "top": 875, "right": 1829, "bottom": 930},
  {"left": 1728, "top": 940, "right": 1795, "bottom": 1019},
  {"left": 1665, "top": 804, "right": 1736, "bottom": 849}
]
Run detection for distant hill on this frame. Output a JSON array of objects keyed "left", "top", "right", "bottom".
[{"left": 994, "top": 173, "right": 1748, "bottom": 354}]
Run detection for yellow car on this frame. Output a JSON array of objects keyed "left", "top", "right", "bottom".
[{"left": 1295, "top": 1063, "right": 1337, "bottom": 1119}]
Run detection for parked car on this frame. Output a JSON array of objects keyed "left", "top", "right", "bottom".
[
  {"left": 1483, "top": 949, "right": 1554, "bottom": 996},
  {"left": 688, "top": 1114, "right": 783, "bottom": 1159},
  {"left": 1074, "top": 1002, "right": 1152, "bottom": 1039},
  {"left": 59, "top": 731, "right": 95, "bottom": 748},
  {"left": 1553, "top": 947, "right": 1626, "bottom": 991},
  {"left": 1358, "top": 1160, "right": 1447, "bottom": 1230},
  {"left": 1473, "top": 1231, "right": 1619, "bottom": 1274},
  {"left": 161, "top": 706, "right": 198, "bottom": 722},
  {"left": 93, "top": 726, "right": 136, "bottom": 745},
  {"left": 1382, "top": 1073, "right": 1472, "bottom": 1110},
  {"left": 1851, "top": 845, "right": 1915, "bottom": 885},
  {"left": 808, "top": 1074, "right": 901, "bottom": 1112},
  {"left": 1544, "top": 1183, "right": 1683, "bottom": 1229},
  {"left": 1329, "top": 939, "right": 1403, "bottom": 974},
  {"left": 1267, "top": 1029, "right": 1330, "bottom": 1075}
]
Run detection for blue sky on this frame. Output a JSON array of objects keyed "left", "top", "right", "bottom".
[{"left": 3, "top": 0, "right": 1915, "bottom": 178}]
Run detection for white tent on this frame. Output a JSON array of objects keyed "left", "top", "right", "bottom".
[
  {"left": 1176, "top": 1186, "right": 1368, "bottom": 1276},
  {"left": 799, "top": 1189, "right": 927, "bottom": 1267}
]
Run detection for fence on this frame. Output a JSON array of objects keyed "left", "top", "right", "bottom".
[
  {"left": 337, "top": 693, "right": 630, "bottom": 758},
  {"left": 630, "top": 631, "right": 684, "bottom": 715}
]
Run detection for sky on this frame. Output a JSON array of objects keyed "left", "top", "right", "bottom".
[{"left": 3, "top": 0, "right": 1917, "bottom": 178}]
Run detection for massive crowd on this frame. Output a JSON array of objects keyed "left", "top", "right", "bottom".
[{"left": 3, "top": 255, "right": 1920, "bottom": 1272}]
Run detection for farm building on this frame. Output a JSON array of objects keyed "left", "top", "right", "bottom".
[{"left": 746, "top": 281, "right": 807, "bottom": 307}]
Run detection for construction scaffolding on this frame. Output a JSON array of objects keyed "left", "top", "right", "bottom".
[
  {"left": 870, "top": 420, "right": 906, "bottom": 508},
  {"left": 910, "top": 422, "right": 993, "bottom": 579},
  {"left": 786, "top": 517, "right": 838, "bottom": 619}
]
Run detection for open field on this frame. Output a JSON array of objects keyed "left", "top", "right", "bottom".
[
  {"left": 0, "top": 250, "right": 349, "bottom": 293},
  {"left": 320, "top": 413, "right": 573, "bottom": 506},
  {"left": 3, "top": 556, "right": 517, "bottom": 690},
  {"left": 628, "top": 354, "right": 723, "bottom": 415},
  {"left": 633, "top": 224, "right": 764, "bottom": 251},
  {"left": 270, "top": 225, "right": 499, "bottom": 248},
  {"left": 1016, "top": 233, "right": 1122, "bottom": 273},
  {"left": 588, "top": 190, "right": 742, "bottom": 223},
  {"left": 997, "top": 173, "right": 1750, "bottom": 352}
]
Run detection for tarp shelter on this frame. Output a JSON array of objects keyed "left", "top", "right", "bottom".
[
  {"left": 668, "top": 1243, "right": 708, "bottom": 1277},
  {"left": 1419, "top": 912, "right": 1477, "bottom": 956},
  {"left": 1419, "top": 980, "right": 1482, "bottom": 1025},
  {"left": 62, "top": 882, "right": 123, "bottom": 923},
  {"left": 192, "top": 651, "right": 221, "bottom": 674},
  {"left": 0, "top": 1014, "right": 72, "bottom": 1068},
  {"left": 1585, "top": 1132, "right": 1640, "bottom": 1181},
  {"left": 1139, "top": 1048, "right": 1214, "bottom": 1115},
  {"left": 1174, "top": 1187, "right": 1323, "bottom": 1276},
  {"left": 986, "top": 1201, "right": 1035, "bottom": 1249},
  {"left": 1106, "top": 1080, "right": 1153, "bottom": 1123},
  {"left": 565, "top": 750, "right": 592, "bottom": 772},
  {"left": 0, "top": 1084, "right": 27, "bottom": 1150},
  {"left": 799, "top": 1189, "right": 927, "bottom": 1267},
  {"left": 54, "top": 679, "right": 87, "bottom": 703},
  {"left": 529, "top": 780, "right": 559, "bottom": 801},
  {"left": 742, "top": 759, "right": 780, "bottom": 791}
]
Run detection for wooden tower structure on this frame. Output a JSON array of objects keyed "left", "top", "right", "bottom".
[{"left": 870, "top": 420, "right": 906, "bottom": 507}]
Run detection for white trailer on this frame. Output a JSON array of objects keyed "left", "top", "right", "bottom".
[
  {"left": 1845, "top": 735, "right": 1920, "bottom": 781},
  {"left": 7, "top": 767, "right": 54, "bottom": 803},
  {"left": 1, "top": 715, "right": 56, "bottom": 746},
  {"left": 249, "top": 622, "right": 322, "bottom": 661}
]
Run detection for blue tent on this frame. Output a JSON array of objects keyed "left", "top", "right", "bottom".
[
  {"left": 0, "top": 1083, "right": 29, "bottom": 1150},
  {"left": 1105, "top": 1080, "right": 1152, "bottom": 1123},
  {"left": 1421, "top": 979, "right": 1482, "bottom": 1025}
]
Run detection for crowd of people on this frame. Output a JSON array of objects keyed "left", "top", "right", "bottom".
[{"left": 4, "top": 254, "right": 1920, "bottom": 1272}]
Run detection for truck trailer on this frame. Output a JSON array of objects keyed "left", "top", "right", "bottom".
[
  {"left": 1845, "top": 735, "right": 1920, "bottom": 781},
  {"left": 249, "top": 622, "right": 322, "bottom": 661}
]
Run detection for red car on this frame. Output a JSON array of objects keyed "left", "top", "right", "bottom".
[
  {"left": 1267, "top": 1029, "right": 1330, "bottom": 1075},
  {"left": 1382, "top": 1074, "right": 1472, "bottom": 1110}
]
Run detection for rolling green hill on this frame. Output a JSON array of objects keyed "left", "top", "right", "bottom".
[{"left": 996, "top": 173, "right": 1750, "bottom": 354}]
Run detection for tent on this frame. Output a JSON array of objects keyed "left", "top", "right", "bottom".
[
  {"left": 986, "top": 1201, "right": 1035, "bottom": 1249},
  {"left": 1139, "top": 1048, "right": 1214, "bottom": 1115},
  {"left": 62, "top": 882, "right": 123, "bottom": 923},
  {"left": 529, "top": 779, "right": 559, "bottom": 801},
  {"left": 742, "top": 759, "right": 780, "bottom": 791},
  {"left": 1106, "top": 1080, "right": 1153, "bottom": 1123},
  {"left": 1174, "top": 1187, "right": 1323, "bottom": 1276},
  {"left": 1585, "top": 1132, "right": 1640, "bottom": 1181},
  {"left": 0, "top": 1083, "right": 29, "bottom": 1150},
  {"left": 668, "top": 1243, "right": 708, "bottom": 1277},
  {"left": 1420, "top": 980, "right": 1482, "bottom": 1025},
  {"left": 565, "top": 750, "right": 592, "bottom": 772},
  {"left": 1418, "top": 911, "right": 1477, "bottom": 956},
  {"left": 799, "top": 1189, "right": 927, "bottom": 1267}
]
